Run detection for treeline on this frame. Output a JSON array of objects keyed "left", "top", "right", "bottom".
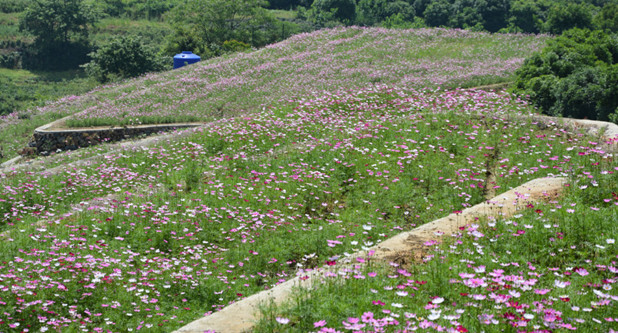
[
  {"left": 3, "top": 0, "right": 617, "bottom": 76},
  {"left": 269, "top": 0, "right": 618, "bottom": 33},
  {"left": 513, "top": 28, "right": 618, "bottom": 123},
  {"left": 1, "top": 0, "right": 617, "bottom": 121}
]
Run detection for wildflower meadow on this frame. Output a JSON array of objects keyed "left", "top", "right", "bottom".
[
  {"left": 0, "top": 26, "right": 616, "bottom": 333},
  {"left": 1, "top": 82, "right": 616, "bottom": 332}
]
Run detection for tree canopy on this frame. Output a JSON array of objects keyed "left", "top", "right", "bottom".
[{"left": 19, "top": 0, "right": 97, "bottom": 46}]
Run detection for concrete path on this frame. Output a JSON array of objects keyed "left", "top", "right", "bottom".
[{"left": 174, "top": 177, "right": 566, "bottom": 333}]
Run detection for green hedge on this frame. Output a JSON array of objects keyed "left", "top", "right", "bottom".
[{"left": 513, "top": 29, "right": 618, "bottom": 123}]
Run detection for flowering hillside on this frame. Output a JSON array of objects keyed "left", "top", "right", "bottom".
[
  {"left": 1, "top": 83, "right": 615, "bottom": 332},
  {"left": 43, "top": 27, "right": 547, "bottom": 127}
]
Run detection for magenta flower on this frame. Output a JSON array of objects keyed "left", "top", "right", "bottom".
[{"left": 314, "top": 320, "right": 327, "bottom": 328}]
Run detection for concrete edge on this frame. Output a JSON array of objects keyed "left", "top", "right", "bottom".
[
  {"left": 27, "top": 116, "right": 204, "bottom": 155},
  {"left": 34, "top": 115, "right": 204, "bottom": 134},
  {"left": 173, "top": 177, "right": 567, "bottom": 333},
  {"left": 530, "top": 115, "right": 618, "bottom": 144}
]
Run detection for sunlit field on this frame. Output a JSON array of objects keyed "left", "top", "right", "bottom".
[{"left": 1, "top": 82, "right": 615, "bottom": 331}]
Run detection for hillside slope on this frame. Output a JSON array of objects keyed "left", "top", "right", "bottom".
[
  {"left": 1, "top": 28, "right": 614, "bottom": 333},
  {"left": 0, "top": 28, "right": 547, "bottom": 163},
  {"left": 57, "top": 27, "right": 546, "bottom": 127}
]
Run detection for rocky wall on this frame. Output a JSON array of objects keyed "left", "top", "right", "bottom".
[{"left": 28, "top": 124, "right": 201, "bottom": 156}]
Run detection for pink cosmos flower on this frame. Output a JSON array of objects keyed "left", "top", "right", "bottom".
[{"left": 314, "top": 320, "right": 327, "bottom": 327}]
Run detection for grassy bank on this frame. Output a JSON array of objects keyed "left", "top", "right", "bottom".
[
  {"left": 58, "top": 27, "right": 548, "bottom": 127},
  {"left": 1, "top": 84, "right": 614, "bottom": 331}
]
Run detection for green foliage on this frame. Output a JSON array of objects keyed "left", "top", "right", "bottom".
[
  {"left": 0, "top": 51, "right": 20, "bottom": 69},
  {"left": 311, "top": 0, "right": 356, "bottom": 25},
  {"left": 505, "top": 0, "right": 545, "bottom": 33},
  {"left": 544, "top": 2, "right": 595, "bottom": 34},
  {"left": 448, "top": 0, "right": 483, "bottom": 29},
  {"left": 594, "top": 1, "right": 618, "bottom": 32},
  {"left": 514, "top": 28, "right": 618, "bottom": 122},
  {"left": 381, "top": 13, "right": 427, "bottom": 29},
  {"left": 0, "top": 0, "right": 28, "bottom": 13},
  {"left": 222, "top": 39, "right": 251, "bottom": 53},
  {"left": 83, "top": 35, "right": 169, "bottom": 83},
  {"left": 165, "top": 0, "right": 279, "bottom": 57},
  {"left": 357, "top": 0, "right": 415, "bottom": 26},
  {"left": 423, "top": 0, "right": 452, "bottom": 27},
  {"left": 477, "top": 0, "right": 510, "bottom": 32},
  {"left": 19, "top": 0, "right": 97, "bottom": 45},
  {"left": 19, "top": 0, "right": 98, "bottom": 69},
  {"left": 267, "top": 0, "right": 305, "bottom": 9},
  {"left": 93, "top": 0, "right": 175, "bottom": 20}
]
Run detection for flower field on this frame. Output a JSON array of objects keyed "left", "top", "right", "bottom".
[
  {"left": 46, "top": 27, "right": 546, "bottom": 127},
  {"left": 1, "top": 82, "right": 616, "bottom": 332},
  {"left": 0, "top": 27, "right": 548, "bottom": 165}
]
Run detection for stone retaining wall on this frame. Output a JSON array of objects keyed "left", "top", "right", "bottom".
[{"left": 28, "top": 117, "right": 202, "bottom": 155}]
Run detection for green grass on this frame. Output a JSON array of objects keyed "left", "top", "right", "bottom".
[
  {"left": 0, "top": 11, "right": 19, "bottom": 40},
  {"left": 1, "top": 83, "right": 615, "bottom": 331},
  {"left": 269, "top": 9, "right": 297, "bottom": 20},
  {"left": 91, "top": 17, "right": 173, "bottom": 45},
  {"left": 254, "top": 172, "right": 617, "bottom": 332},
  {"left": 0, "top": 69, "right": 97, "bottom": 162},
  {"left": 54, "top": 27, "right": 548, "bottom": 128},
  {"left": 0, "top": 67, "right": 34, "bottom": 79}
]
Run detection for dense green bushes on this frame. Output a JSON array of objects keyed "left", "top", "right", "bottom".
[
  {"left": 83, "top": 35, "right": 170, "bottom": 83},
  {"left": 0, "top": 0, "right": 27, "bottom": 13},
  {"left": 514, "top": 29, "right": 618, "bottom": 122}
]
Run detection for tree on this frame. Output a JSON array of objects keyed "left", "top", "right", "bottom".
[
  {"left": 507, "top": 0, "right": 543, "bottom": 33},
  {"left": 83, "top": 36, "right": 169, "bottom": 83},
  {"left": 357, "top": 0, "right": 391, "bottom": 26},
  {"left": 476, "top": 0, "right": 510, "bottom": 32},
  {"left": 357, "top": 0, "right": 415, "bottom": 26},
  {"left": 544, "top": 3, "right": 594, "bottom": 34},
  {"left": 20, "top": 0, "right": 96, "bottom": 46},
  {"left": 311, "top": 0, "right": 357, "bottom": 24},
  {"left": 513, "top": 29, "right": 618, "bottom": 122},
  {"left": 267, "top": 0, "right": 304, "bottom": 9},
  {"left": 449, "top": 0, "right": 483, "bottom": 29},
  {"left": 166, "top": 0, "right": 278, "bottom": 57},
  {"left": 594, "top": 1, "right": 618, "bottom": 32},
  {"left": 423, "top": 0, "right": 452, "bottom": 27},
  {"left": 19, "top": 0, "right": 98, "bottom": 69}
]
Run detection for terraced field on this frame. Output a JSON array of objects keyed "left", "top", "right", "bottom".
[{"left": 0, "top": 28, "right": 615, "bottom": 332}]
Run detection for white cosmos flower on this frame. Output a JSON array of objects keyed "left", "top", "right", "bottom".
[{"left": 428, "top": 311, "right": 441, "bottom": 321}]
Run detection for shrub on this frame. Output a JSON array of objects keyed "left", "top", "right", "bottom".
[
  {"left": 222, "top": 39, "right": 251, "bottom": 53},
  {"left": 514, "top": 28, "right": 618, "bottom": 122},
  {"left": 544, "top": 2, "right": 594, "bottom": 34},
  {"left": 83, "top": 35, "right": 170, "bottom": 83},
  {"left": 594, "top": 1, "right": 618, "bottom": 33},
  {"left": 311, "top": 0, "right": 356, "bottom": 24}
]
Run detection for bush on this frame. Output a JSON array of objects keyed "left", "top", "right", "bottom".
[
  {"left": 513, "top": 28, "right": 618, "bottom": 122},
  {"left": 357, "top": 0, "right": 415, "bottom": 26},
  {"left": 0, "top": 51, "right": 21, "bottom": 69},
  {"left": 83, "top": 35, "right": 170, "bottom": 83},
  {"left": 594, "top": 1, "right": 618, "bottom": 33},
  {"left": 0, "top": 0, "right": 28, "bottom": 13},
  {"left": 544, "top": 3, "right": 594, "bottom": 34},
  {"left": 311, "top": 0, "right": 356, "bottom": 24},
  {"left": 222, "top": 39, "right": 251, "bottom": 53}
]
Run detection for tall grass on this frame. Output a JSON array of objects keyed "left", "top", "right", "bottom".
[{"left": 1, "top": 85, "right": 614, "bottom": 331}]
